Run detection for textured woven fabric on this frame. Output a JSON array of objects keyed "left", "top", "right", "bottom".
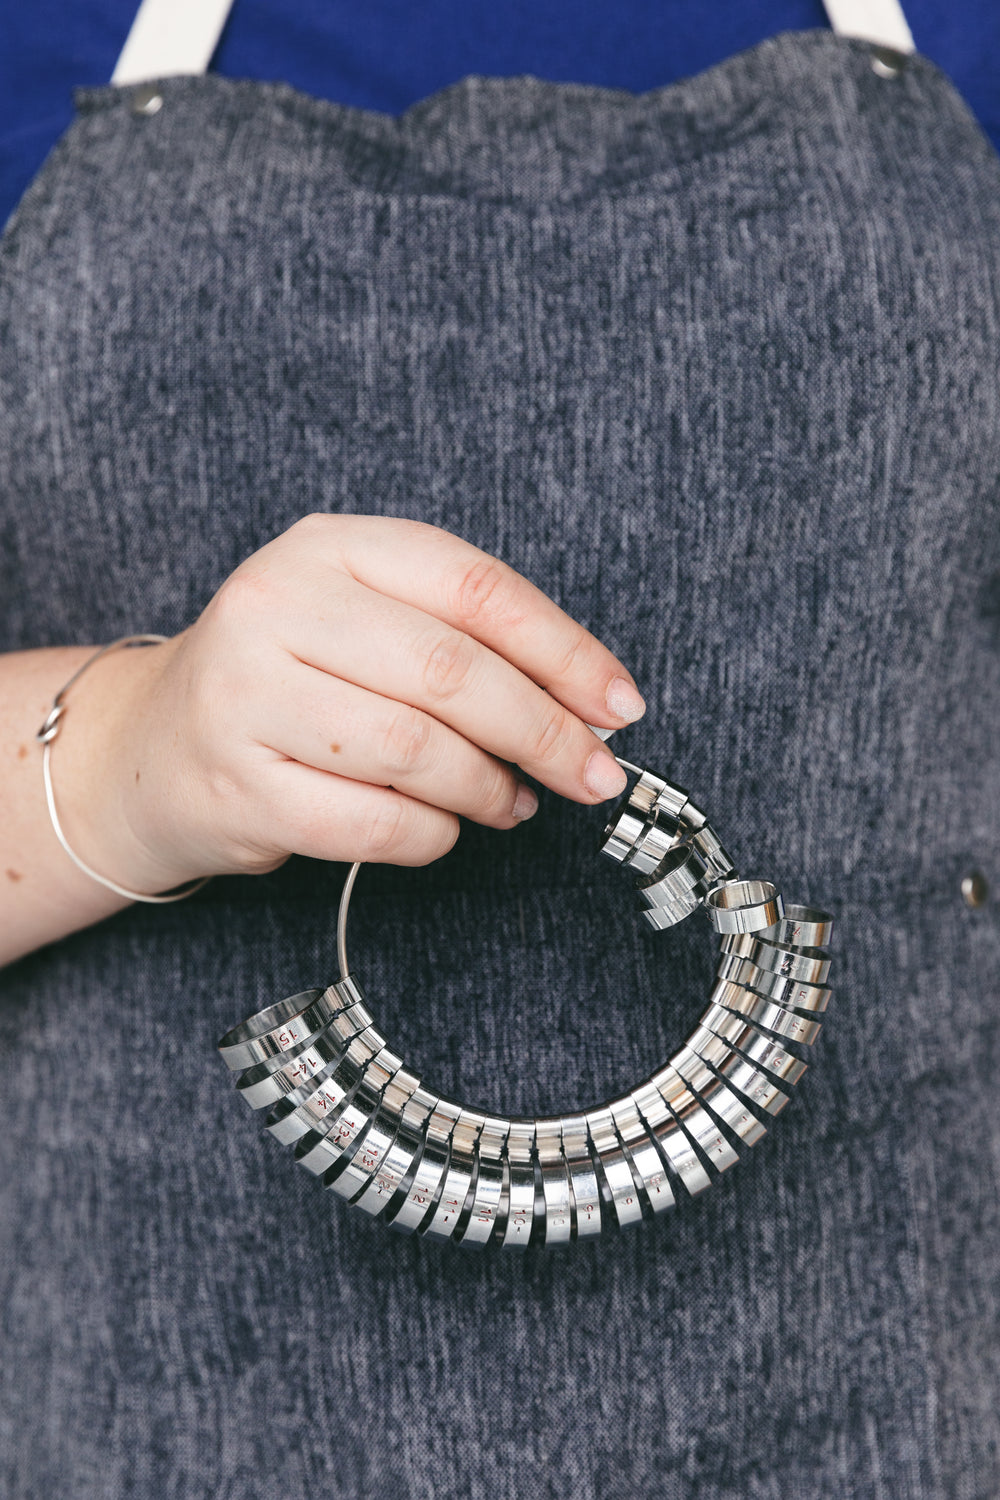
[{"left": 1, "top": 30, "right": 998, "bottom": 1498}]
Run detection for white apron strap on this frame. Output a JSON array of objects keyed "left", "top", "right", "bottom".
[
  {"left": 111, "top": 0, "right": 915, "bottom": 88},
  {"left": 111, "top": 0, "right": 237, "bottom": 85},
  {"left": 821, "top": 0, "right": 915, "bottom": 55}
]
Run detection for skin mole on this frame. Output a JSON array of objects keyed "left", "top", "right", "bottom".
[
  {"left": 330, "top": 743, "right": 341, "bottom": 754},
  {"left": 6, "top": 869, "right": 22, "bottom": 882},
  {"left": 17, "top": 744, "right": 28, "bottom": 759}
]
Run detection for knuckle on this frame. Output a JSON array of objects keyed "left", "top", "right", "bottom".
[
  {"left": 359, "top": 794, "right": 407, "bottom": 859},
  {"left": 287, "top": 511, "right": 331, "bottom": 539},
  {"left": 210, "top": 564, "right": 273, "bottom": 628},
  {"left": 408, "top": 816, "right": 461, "bottom": 867},
  {"left": 477, "top": 764, "right": 517, "bottom": 822},
  {"left": 378, "top": 708, "right": 433, "bottom": 779},
  {"left": 550, "top": 628, "right": 591, "bottom": 683},
  {"left": 530, "top": 703, "right": 573, "bottom": 767},
  {"left": 421, "top": 628, "right": 478, "bottom": 703},
  {"left": 450, "top": 556, "right": 523, "bottom": 631}
]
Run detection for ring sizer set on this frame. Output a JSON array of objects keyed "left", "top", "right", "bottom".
[{"left": 218, "top": 756, "right": 833, "bottom": 1248}]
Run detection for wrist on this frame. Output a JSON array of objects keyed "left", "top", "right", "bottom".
[{"left": 50, "top": 636, "right": 210, "bottom": 898}]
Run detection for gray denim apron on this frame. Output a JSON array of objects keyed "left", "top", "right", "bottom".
[{"left": 1, "top": 30, "right": 998, "bottom": 1499}]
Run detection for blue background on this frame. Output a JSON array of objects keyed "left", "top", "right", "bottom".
[{"left": 2, "top": 0, "right": 999, "bottom": 228}]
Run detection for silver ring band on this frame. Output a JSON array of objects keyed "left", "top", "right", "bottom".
[{"left": 218, "top": 752, "right": 833, "bottom": 1248}]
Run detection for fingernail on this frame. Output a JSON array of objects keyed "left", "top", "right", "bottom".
[
  {"left": 512, "top": 784, "right": 539, "bottom": 821},
  {"left": 606, "top": 676, "right": 646, "bottom": 723},
  {"left": 585, "top": 751, "right": 628, "bottom": 802}
]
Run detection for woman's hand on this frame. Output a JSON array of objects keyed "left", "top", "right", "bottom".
[{"left": 62, "top": 515, "right": 645, "bottom": 896}]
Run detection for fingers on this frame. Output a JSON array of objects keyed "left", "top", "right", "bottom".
[
  {"left": 288, "top": 515, "right": 646, "bottom": 732},
  {"left": 244, "top": 655, "right": 539, "bottom": 829},
  {"left": 271, "top": 572, "right": 628, "bottom": 805},
  {"left": 256, "top": 755, "right": 462, "bottom": 867}
]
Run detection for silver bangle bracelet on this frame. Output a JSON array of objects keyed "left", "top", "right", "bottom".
[
  {"left": 36, "top": 635, "right": 211, "bottom": 905},
  {"left": 218, "top": 745, "right": 835, "bottom": 1249}
]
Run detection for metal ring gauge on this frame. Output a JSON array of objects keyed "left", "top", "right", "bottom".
[{"left": 218, "top": 754, "right": 833, "bottom": 1248}]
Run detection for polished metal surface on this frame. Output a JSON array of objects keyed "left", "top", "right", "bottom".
[
  {"left": 698, "top": 1004, "right": 809, "bottom": 1088},
  {"left": 218, "top": 987, "right": 327, "bottom": 1072},
  {"left": 217, "top": 752, "right": 833, "bottom": 1248},
  {"left": 637, "top": 843, "right": 708, "bottom": 912},
  {"left": 719, "top": 933, "right": 831, "bottom": 986},
  {"left": 684, "top": 1023, "right": 791, "bottom": 1116},
  {"left": 627, "top": 769, "right": 670, "bottom": 819},
  {"left": 650, "top": 1064, "right": 741, "bottom": 1175},
  {"left": 265, "top": 1026, "right": 384, "bottom": 1146},
  {"left": 705, "top": 880, "right": 784, "bottom": 934},
  {"left": 236, "top": 1003, "right": 384, "bottom": 1112},
  {"left": 560, "top": 1114, "right": 603, "bottom": 1239},
  {"left": 585, "top": 1105, "right": 644, "bottom": 1229},
  {"left": 630, "top": 1079, "right": 712, "bottom": 1197},
  {"left": 669, "top": 1043, "right": 768, "bottom": 1148},
  {"left": 501, "top": 1120, "right": 538, "bottom": 1248},
  {"left": 130, "top": 84, "right": 164, "bottom": 116},
  {"left": 367, "top": 1086, "right": 439, "bottom": 1223},
  {"left": 608, "top": 1095, "right": 675, "bottom": 1214},
  {"left": 642, "top": 899, "right": 701, "bottom": 932},
  {"left": 535, "top": 1118, "right": 574, "bottom": 1245},
  {"left": 386, "top": 1097, "right": 461, "bottom": 1236},
  {"left": 761, "top": 905, "right": 835, "bottom": 947},
  {"left": 599, "top": 803, "right": 650, "bottom": 866},
  {"left": 424, "top": 1108, "right": 487, "bottom": 1242},
  {"left": 962, "top": 871, "right": 989, "bottom": 909},
  {"left": 222, "top": 975, "right": 365, "bottom": 1072},
  {"left": 324, "top": 1056, "right": 417, "bottom": 1202},
  {"left": 458, "top": 1116, "right": 509, "bottom": 1247},
  {"left": 710, "top": 977, "right": 824, "bottom": 1046},
  {"left": 714, "top": 953, "right": 831, "bottom": 1013},
  {"left": 687, "top": 823, "right": 736, "bottom": 884},
  {"left": 295, "top": 1044, "right": 404, "bottom": 1179},
  {"left": 652, "top": 782, "right": 691, "bottom": 827}
]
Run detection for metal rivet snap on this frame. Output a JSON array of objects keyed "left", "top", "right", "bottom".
[
  {"left": 130, "top": 85, "right": 164, "bottom": 117},
  {"left": 870, "top": 47, "right": 907, "bottom": 79},
  {"left": 961, "top": 871, "right": 989, "bottom": 909}
]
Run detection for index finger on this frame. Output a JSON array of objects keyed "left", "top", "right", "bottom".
[{"left": 320, "top": 515, "right": 647, "bottom": 732}]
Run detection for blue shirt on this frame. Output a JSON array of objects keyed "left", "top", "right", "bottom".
[{"left": 2, "top": 0, "right": 998, "bottom": 229}]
